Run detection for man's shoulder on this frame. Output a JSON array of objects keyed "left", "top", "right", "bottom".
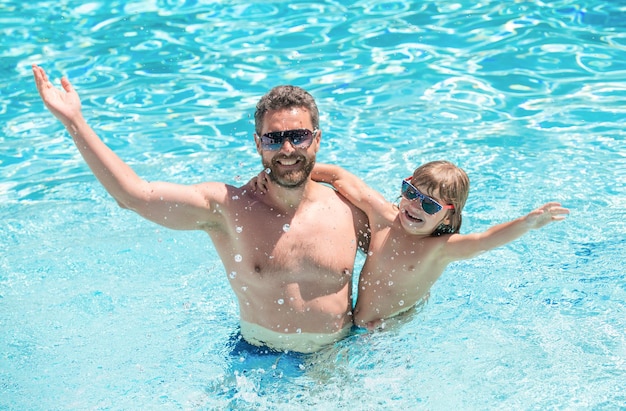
[
  {"left": 189, "top": 181, "right": 259, "bottom": 213},
  {"left": 313, "top": 181, "right": 356, "bottom": 205},
  {"left": 194, "top": 180, "right": 250, "bottom": 196}
]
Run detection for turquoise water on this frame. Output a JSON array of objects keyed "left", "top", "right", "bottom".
[{"left": 2, "top": 0, "right": 625, "bottom": 409}]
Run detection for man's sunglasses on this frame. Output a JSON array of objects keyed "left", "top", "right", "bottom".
[
  {"left": 401, "top": 177, "right": 454, "bottom": 215},
  {"left": 259, "top": 128, "right": 318, "bottom": 151}
]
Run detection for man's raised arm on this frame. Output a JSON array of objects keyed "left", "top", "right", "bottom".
[{"left": 32, "top": 64, "right": 224, "bottom": 231}]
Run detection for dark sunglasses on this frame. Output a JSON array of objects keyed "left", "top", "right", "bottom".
[
  {"left": 259, "top": 128, "right": 318, "bottom": 151},
  {"left": 401, "top": 177, "right": 454, "bottom": 215}
]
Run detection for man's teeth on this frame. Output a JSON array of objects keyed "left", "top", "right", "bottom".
[{"left": 279, "top": 158, "right": 298, "bottom": 165}]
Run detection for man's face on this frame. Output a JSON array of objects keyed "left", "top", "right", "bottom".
[{"left": 256, "top": 107, "right": 320, "bottom": 188}]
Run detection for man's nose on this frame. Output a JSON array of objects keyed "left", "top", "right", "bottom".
[{"left": 279, "top": 137, "right": 296, "bottom": 153}]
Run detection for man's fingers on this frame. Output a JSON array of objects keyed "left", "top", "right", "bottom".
[
  {"left": 33, "top": 66, "right": 50, "bottom": 93},
  {"left": 61, "top": 77, "right": 72, "bottom": 92},
  {"left": 34, "top": 64, "right": 48, "bottom": 83},
  {"left": 32, "top": 65, "right": 56, "bottom": 92},
  {"left": 32, "top": 65, "right": 42, "bottom": 85}
]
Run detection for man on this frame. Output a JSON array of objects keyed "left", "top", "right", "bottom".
[{"left": 32, "top": 64, "right": 368, "bottom": 353}]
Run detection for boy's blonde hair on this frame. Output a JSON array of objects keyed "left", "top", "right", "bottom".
[{"left": 410, "top": 160, "right": 470, "bottom": 235}]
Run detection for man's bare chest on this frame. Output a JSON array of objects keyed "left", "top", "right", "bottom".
[{"left": 218, "top": 201, "right": 356, "bottom": 270}]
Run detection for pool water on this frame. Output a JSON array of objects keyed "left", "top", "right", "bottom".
[{"left": 2, "top": 0, "right": 625, "bottom": 409}]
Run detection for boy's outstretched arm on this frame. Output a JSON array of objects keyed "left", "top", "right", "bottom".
[
  {"left": 444, "top": 202, "right": 570, "bottom": 261},
  {"left": 32, "top": 64, "right": 224, "bottom": 231},
  {"left": 311, "top": 163, "right": 388, "bottom": 216}
]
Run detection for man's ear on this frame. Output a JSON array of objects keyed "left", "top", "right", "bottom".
[
  {"left": 313, "top": 129, "right": 321, "bottom": 153},
  {"left": 254, "top": 134, "right": 262, "bottom": 155}
]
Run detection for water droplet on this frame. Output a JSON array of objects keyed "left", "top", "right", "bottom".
[
  {"left": 277, "top": 299, "right": 284, "bottom": 305},
  {"left": 231, "top": 195, "right": 239, "bottom": 200},
  {"left": 368, "top": 251, "right": 373, "bottom": 256},
  {"left": 283, "top": 224, "right": 290, "bottom": 232},
  {"left": 398, "top": 300, "right": 404, "bottom": 306},
  {"left": 234, "top": 254, "right": 242, "bottom": 262},
  {"left": 264, "top": 168, "right": 271, "bottom": 174},
  {"left": 236, "top": 226, "right": 243, "bottom": 233},
  {"left": 229, "top": 271, "right": 237, "bottom": 279},
  {"left": 296, "top": 328, "right": 302, "bottom": 334},
  {"left": 241, "top": 286, "right": 248, "bottom": 291},
  {"left": 388, "top": 281, "right": 394, "bottom": 286}
]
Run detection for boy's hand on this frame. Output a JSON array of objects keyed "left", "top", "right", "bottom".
[
  {"left": 248, "top": 169, "right": 271, "bottom": 194},
  {"left": 526, "top": 202, "right": 569, "bottom": 229}
]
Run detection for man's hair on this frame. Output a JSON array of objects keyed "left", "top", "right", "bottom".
[
  {"left": 410, "top": 160, "right": 470, "bottom": 235},
  {"left": 254, "top": 85, "right": 319, "bottom": 136}
]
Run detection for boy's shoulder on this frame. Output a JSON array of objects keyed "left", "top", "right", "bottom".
[{"left": 369, "top": 201, "right": 399, "bottom": 228}]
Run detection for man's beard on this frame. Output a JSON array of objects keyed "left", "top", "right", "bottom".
[{"left": 263, "top": 155, "right": 315, "bottom": 188}]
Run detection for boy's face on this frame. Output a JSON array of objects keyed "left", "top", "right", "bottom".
[{"left": 398, "top": 183, "right": 451, "bottom": 235}]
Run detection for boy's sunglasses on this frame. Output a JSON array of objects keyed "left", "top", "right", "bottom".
[
  {"left": 401, "top": 177, "right": 454, "bottom": 215},
  {"left": 259, "top": 128, "right": 318, "bottom": 151}
]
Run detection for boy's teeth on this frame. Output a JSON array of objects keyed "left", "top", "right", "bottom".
[{"left": 406, "top": 210, "right": 422, "bottom": 222}]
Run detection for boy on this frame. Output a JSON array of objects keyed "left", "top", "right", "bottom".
[{"left": 310, "top": 160, "right": 569, "bottom": 328}]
